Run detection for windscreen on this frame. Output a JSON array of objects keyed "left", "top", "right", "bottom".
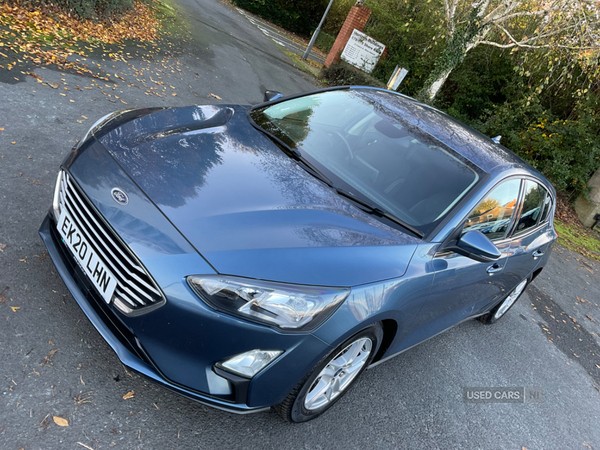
[{"left": 250, "top": 89, "right": 480, "bottom": 235}]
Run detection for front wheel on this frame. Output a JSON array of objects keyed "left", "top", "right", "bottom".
[
  {"left": 479, "top": 278, "right": 529, "bottom": 325},
  {"left": 274, "top": 323, "right": 383, "bottom": 423}
]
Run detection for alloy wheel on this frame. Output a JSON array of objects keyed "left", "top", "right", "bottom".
[
  {"left": 494, "top": 278, "right": 528, "bottom": 320},
  {"left": 304, "top": 337, "right": 372, "bottom": 411}
]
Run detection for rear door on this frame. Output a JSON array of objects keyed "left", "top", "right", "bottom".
[{"left": 501, "top": 178, "right": 554, "bottom": 290}]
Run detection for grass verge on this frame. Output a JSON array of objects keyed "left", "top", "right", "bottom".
[{"left": 555, "top": 219, "right": 600, "bottom": 262}]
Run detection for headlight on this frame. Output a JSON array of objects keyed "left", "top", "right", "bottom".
[
  {"left": 216, "top": 349, "right": 283, "bottom": 378},
  {"left": 52, "top": 170, "right": 65, "bottom": 223},
  {"left": 187, "top": 275, "right": 350, "bottom": 330}
]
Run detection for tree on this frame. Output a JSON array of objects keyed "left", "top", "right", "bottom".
[
  {"left": 473, "top": 198, "right": 500, "bottom": 215},
  {"left": 416, "top": 0, "right": 600, "bottom": 101}
]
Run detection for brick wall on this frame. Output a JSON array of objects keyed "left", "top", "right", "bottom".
[{"left": 324, "top": 4, "right": 371, "bottom": 68}]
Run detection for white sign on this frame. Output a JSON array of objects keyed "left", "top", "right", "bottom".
[
  {"left": 340, "top": 29, "right": 386, "bottom": 74},
  {"left": 387, "top": 66, "right": 409, "bottom": 90}
]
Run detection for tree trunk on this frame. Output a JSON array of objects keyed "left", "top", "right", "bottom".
[
  {"left": 418, "top": 6, "right": 490, "bottom": 102},
  {"left": 419, "top": 67, "right": 454, "bottom": 102}
]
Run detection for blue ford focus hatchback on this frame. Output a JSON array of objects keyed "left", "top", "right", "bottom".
[{"left": 40, "top": 87, "right": 557, "bottom": 422}]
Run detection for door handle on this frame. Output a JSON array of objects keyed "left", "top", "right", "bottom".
[
  {"left": 486, "top": 264, "right": 503, "bottom": 276},
  {"left": 532, "top": 249, "right": 545, "bottom": 260}
]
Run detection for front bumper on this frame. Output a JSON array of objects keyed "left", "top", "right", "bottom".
[{"left": 40, "top": 213, "right": 331, "bottom": 413}]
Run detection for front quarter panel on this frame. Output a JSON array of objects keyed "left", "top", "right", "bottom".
[{"left": 312, "top": 243, "right": 438, "bottom": 358}]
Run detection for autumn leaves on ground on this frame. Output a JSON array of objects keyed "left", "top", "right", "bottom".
[{"left": 0, "top": 0, "right": 161, "bottom": 77}]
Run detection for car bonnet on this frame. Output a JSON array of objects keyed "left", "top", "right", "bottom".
[{"left": 93, "top": 104, "right": 420, "bottom": 286}]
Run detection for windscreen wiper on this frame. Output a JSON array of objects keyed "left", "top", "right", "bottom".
[
  {"left": 250, "top": 125, "right": 334, "bottom": 187},
  {"left": 333, "top": 187, "right": 424, "bottom": 239},
  {"left": 248, "top": 115, "right": 423, "bottom": 239}
]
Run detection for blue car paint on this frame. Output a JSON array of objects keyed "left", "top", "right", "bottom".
[
  {"left": 96, "top": 104, "right": 421, "bottom": 287},
  {"left": 40, "top": 86, "right": 557, "bottom": 413}
]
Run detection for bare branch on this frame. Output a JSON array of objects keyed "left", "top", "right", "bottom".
[
  {"left": 480, "top": 40, "right": 598, "bottom": 50},
  {"left": 494, "top": 7, "right": 562, "bottom": 24},
  {"left": 479, "top": 40, "right": 548, "bottom": 49}
]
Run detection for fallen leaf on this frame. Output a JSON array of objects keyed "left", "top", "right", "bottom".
[
  {"left": 81, "top": 115, "right": 88, "bottom": 119},
  {"left": 53, "top": 416, "right": 69, "bottom": 427},
  {"left": 586, "top": 315, "right": 595, "bottom": 322},
  {"left": 49, "top": 340, "right": 55, "bottom": 345},
  {"left": 11, "top": 141, "right": 16, "bottom": 145},
  {"left": 40, "top": 349, "right": 58, "bottom": 366},
  {"left": 0, "top": 127, "right": 4, "bottom": 131},
  {"left": 122, "top": 390, "right": 134, "bottom": 400},
  {"left": 48, "top": 83, "right": 60, "bottom": 89},
  {"left": 0, "top": 243, "right": 6, "bottom": 252},
  {"left": 208, "top": 93, "right": 221, "bottom": 100},
  {"left": 10, "top": 306, "right": 20, "bottom": 312}
]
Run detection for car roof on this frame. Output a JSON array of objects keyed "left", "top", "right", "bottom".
[{"left": 352, "top": 87, "right": 544, "bottom": 178}]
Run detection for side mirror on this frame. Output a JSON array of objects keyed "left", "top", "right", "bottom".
[
  {"left": 450, "top": 231, "right": 501, "bottom": 262},
  {"left": 264, "top": 90, "right": 284, "bottom": 102}
]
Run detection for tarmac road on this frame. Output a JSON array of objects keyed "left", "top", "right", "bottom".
[{"left": 1, "top": 0, "right": 600, "bottom": 448}]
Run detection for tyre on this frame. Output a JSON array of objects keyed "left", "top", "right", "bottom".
[
  {"left": 274, "top": 323, "right": 383, "bottom": 423},
  {"left": 478, "top": 278, "right": 529, "bottom": 325}
]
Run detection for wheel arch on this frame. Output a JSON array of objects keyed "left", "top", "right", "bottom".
[{"left": 371, "top": 318, "right": 398, "bottom": 365}]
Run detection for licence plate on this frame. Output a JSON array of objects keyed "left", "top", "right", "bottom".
[{"left": 57, "top": 208, "right": 117, "bottom": 304}]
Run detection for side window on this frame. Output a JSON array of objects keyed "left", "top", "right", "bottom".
[
  {"left": 462, "top": 179, "right": 521, "bottom": 241},
  {"left": 515, "top": 181, "right": 549, "bottom": 234},
  {"left": 539, "top": 191, "right": 552, "bottom": 223}
]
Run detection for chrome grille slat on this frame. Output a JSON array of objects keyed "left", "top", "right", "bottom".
[
  {"left": 115, "top": 288, "right": 143, "bottom": 307},
  {"left": 59, "top": 171, "right": 164, "bottom": 312},
  {"left": 66, "top": 183, "right": 143, "bottom": 272},
  {"left": 64, "top": 187, "right": 160, "bottom": 300},
  {"left": 65, "top": 191, "right": 157, "bottom": 305}
]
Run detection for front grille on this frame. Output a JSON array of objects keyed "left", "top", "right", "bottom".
[{"left": 56, "top": 170, "right": 165, "bottom": 312}]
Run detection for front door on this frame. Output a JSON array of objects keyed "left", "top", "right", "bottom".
[{"left": 397, "top": 178, "right": 521, "bottom": 351}]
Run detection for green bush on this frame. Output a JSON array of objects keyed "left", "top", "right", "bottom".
[
  {"left": 319, "top": 62, "right": 386, "bottom": 88},
  {"left": 229, "top": 0, "right": 328, "bottom": 37},
  {"left": 478, "top": 98, "right": 600, "bottom": 199},
  {"left": 321, "top": 0, "right": 354, "bottom": 35},
  {"left": 314, "top": 31, "right": 335, "bottom": 54}
]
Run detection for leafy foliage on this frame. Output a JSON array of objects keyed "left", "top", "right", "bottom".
[
  {"left": 11, "top": 0, "right": 135, "bottom": 19},
  {"left": 314, "top": 31, "right": 335, "bottom": 54},
  {"left": 476, "top": 95, "right": 600, "bottom": 199},
  {"left": 0, "top": 1, "right": 159, "bottom": 74},
  {"left": 319, "top": 62, "right": 386, "bottom": 88},
  {"left": 228, "top": 0, "right": 329, "bottom": 37},
  {"left": 474, "top": 198, "right": 500, "bottom": 215}
]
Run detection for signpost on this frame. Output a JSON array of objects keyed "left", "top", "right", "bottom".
[
  {"left": 340, "top": 29, "right": 385, "bottom": 74},
  {"left": 386, "top": 66, "right": 409, "bottom": 90},
  {"left": 302, "top": 0, "right": 335, "bottom": 61}
]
